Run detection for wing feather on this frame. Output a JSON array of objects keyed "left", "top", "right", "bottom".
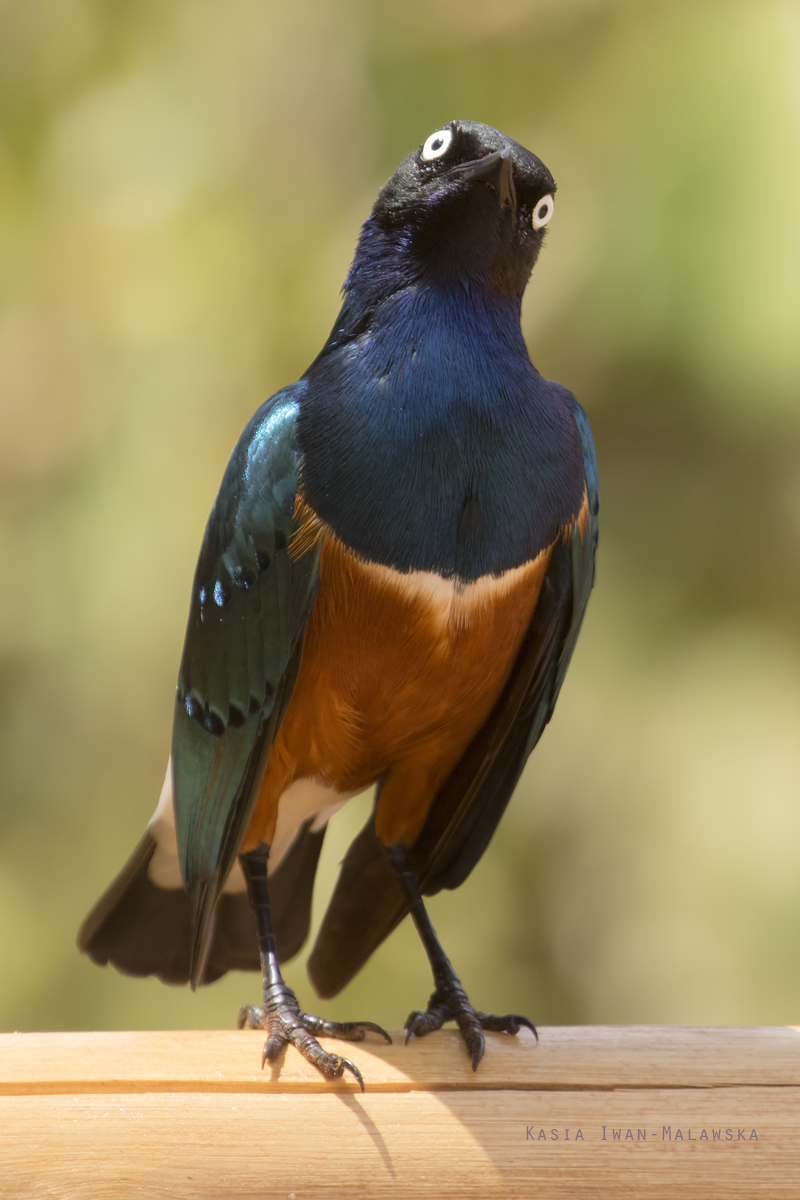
[{"left": 169, "top": 384, "right": 321, "bottom": 985}]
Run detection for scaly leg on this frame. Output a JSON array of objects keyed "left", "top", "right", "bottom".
[
  {"left": 237, "top": 842, "right": 391, "bottom": 1091},
  {"left": 390, "top": 843, "right": 537, "bottom": 1070}
]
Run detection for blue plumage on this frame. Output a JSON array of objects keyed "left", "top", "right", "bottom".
[{"left": 299, "top": 281, "right": 586, "bottom": 578}]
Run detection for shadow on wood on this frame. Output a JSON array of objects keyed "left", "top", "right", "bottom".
[{"left": 1, "top": 1026, "right": 798, "bottom": 1197}]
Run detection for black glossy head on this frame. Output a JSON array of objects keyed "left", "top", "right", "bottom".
[{"left": 371, "top": 120, "right": 556, "bottom": 294}]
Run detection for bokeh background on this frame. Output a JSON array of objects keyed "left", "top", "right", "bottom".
[{"left": 1, "top": 0, "right": 799, "bottom": 1035}]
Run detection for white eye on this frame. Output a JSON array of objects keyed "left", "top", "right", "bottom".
[
  {"left": 532, "top": 193, "right": 554, "bottom": 229},
  {"left": 421, "top": 128, "right": 453, "bottom": 161}
]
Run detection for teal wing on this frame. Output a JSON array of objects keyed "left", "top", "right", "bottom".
[{"left": 171, "top": 384, "right": 320, "bottom": 985}]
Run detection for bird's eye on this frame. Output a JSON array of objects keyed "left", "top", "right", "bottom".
[
  {"left": 532, "top": 194, "right": 554, "bottom": 229},
  {"left": 421, "top": 128, "right": 453, "bottom": 161}
]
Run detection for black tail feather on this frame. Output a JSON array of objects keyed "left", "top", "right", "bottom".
[
  {"left": 78, "top": 832, "right": 260, "bottom": 985},
  {"left": 307, "top": 812, "right": 407, "bottom": 999},
  {"left": 269, "top": 818, "right": 326, "bottom": 964},
  {"left": 79, "top": 817, "right": 327, "bottom": 987}
]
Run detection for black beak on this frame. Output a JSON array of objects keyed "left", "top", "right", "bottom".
[{"left": 451, "top": 148, "right": 517, "bottom": 214}]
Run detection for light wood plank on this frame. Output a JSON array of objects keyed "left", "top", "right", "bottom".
[
  {"left": 0, "top": 1087, "right": 796, "bottom": 1199},
  {"left": 1, "top": 1026, "right": 799, "bottom": 1094}
]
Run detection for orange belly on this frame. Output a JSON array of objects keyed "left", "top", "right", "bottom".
[{"left": 242, "top": 535, "right": 552, "bottom": 852}]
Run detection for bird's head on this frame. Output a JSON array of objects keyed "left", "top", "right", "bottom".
[{"left": 365, "top": 120, "right": 556, "bottom": 297}]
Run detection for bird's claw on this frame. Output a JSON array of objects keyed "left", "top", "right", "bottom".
[
  {"left": 298, "top": 1013, "right": 392, "bottom": 1045},
  {"left": 405, "top": 984, "right": 537, "bottom": 1070},
  {"left": 478, "top": 1011, "right": 538, "bottom": 1039},
  {"left": 237, "top": 995, "right": 390, "bottom": 1091}
]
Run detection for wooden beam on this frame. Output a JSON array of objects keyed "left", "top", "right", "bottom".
[{"left": 1, "top": 1027, "right": 798, "bottom": 1197}]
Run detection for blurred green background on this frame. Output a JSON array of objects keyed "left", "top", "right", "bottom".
[{"left": 1, "top": 0, "right": 799, "bottom": 1035}]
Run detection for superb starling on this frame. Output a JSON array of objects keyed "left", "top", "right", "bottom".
[{"left": 79, "top": 120, "right": 598, "bottom": 1089}]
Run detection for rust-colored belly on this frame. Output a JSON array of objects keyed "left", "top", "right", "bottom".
[{"left": 242, "top": 536, "right": 551, "bottom": 852}]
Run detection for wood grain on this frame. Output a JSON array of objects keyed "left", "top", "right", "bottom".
[{"left": 1, "top": 1027, "right": 799, "bottom": 1198}]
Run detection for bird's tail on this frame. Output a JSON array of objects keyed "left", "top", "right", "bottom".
[
  {"left": 78, "top": 818, "right": 327, "bottom": 985},
  {"left": 307, "top": 811, "right": 408, "bottom": 998},
  {"left": 77, "top": 831, "right": 260, "bottom": 985}
]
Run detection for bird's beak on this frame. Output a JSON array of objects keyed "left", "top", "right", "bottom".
[{"left": 451, "top": 147, "right": 517, "bottom": 214}]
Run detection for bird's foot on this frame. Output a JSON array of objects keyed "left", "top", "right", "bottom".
[
  {"left": 237, "top": 980, "right": 391, "bottom": 1091},
  {"left": 405, "top": 979, "right": 537, "bottom": 1071}
]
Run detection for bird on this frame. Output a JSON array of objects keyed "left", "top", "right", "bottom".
[{"left": 78, "top": 119, "right": 598, "bottom": 1091}]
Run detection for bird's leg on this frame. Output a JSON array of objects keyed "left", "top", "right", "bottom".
[
  {"left": 236, "top": 842, "right": 390, "bottom": 1090},
  {"left": 389, "top": 843, "right": 537, "bottom": 1070}
]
